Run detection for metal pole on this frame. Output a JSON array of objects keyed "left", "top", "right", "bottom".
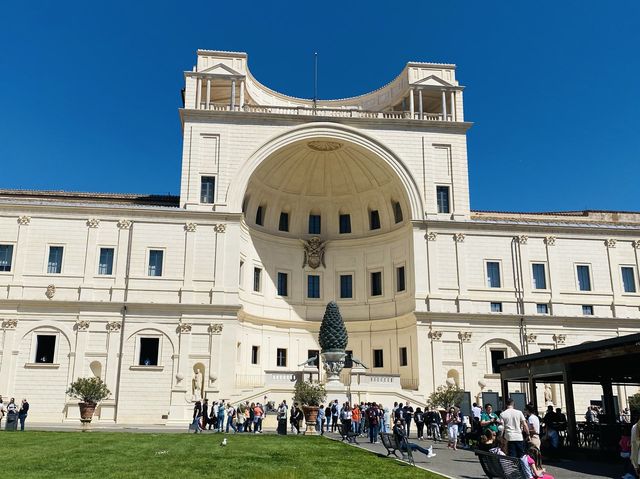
[{"left": 313, "top": 52, "right": 318, "bottom": 111}]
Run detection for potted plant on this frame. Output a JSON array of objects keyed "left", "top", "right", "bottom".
[
  {"left": 293, "top": 380, "right": 326, "bottom": 435},
  {"left": 67, "top": 377, "right": 111, "bottom": 425}
]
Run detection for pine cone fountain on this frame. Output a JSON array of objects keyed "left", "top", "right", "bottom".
[{"left": 319, "top": 302, "right": 348, "bottom": 383}]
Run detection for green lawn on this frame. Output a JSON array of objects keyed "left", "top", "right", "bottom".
[{"left": 1, "top": 431, "right": 444, "bottom": 479}]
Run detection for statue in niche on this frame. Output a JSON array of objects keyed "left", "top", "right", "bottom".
[
  {"left": 192, "top": 367, "right": 204, "bottom": 402},
  {"left": 544, "top": 384, "right": 553, "bottom": 405}
]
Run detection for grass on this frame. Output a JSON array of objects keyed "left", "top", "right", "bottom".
[{"left": 0, "top": 431, "right": 445, "bottom": 479}]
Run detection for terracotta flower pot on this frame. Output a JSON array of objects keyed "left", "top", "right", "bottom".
[
  {"left": 79, "top": 402, "right": 97, "bottom": 422},
  {"left": 302, "top": 405, "right": 319, "bottom": 435}
]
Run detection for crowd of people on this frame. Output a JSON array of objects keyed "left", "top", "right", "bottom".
[
  {"left": 0, "top": 396, "right": 29, "bottom": 431},
  {"left": 189, "top": 399, "right": 268, "bottom": 434}
]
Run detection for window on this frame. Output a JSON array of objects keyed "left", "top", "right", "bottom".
[
  {"left": 582, "top": 305, "right": 594, "bottom": 316},
  {"left": 253, "top": 267, "right": 262, "bottom": 292},
  {"left": 370, "top": 271, "right": 383, "bottom": 296},
  {"left": 35, "top": 335, "right": 56, "bottom": 363},
  {"left": 308, "top": 214, "right": 321, "bottom": 234},
  {"left": 277, "top": 272, "right": 288, "bottom": 296},
  {"left": 339, "top": 214, "right": 351, "bottom": 234},
  {"left": 138, "top": 337, "right": 160, "bottom": 366},
  {"left": 0, "top": 244, "right": 13, "bottom": 272},
  {"left": 486, "top": 261, "right": 501, "bottom": 288},
  {"left": 344, "top": 350, "right": 354, "bottom": 368},
  {"left": 396, "top": 266, "right": 406, "bottom": 292},
  {"left": 373, "top": 349, "right": 384, "bottom": 368},
  {"left": 490, "top": 302, "right": 503, "bottom": 313},
  {"left": 490, "top": 349, "right": 505, "bottom": 374},
  {"left": 251, "top": 346, "right": 260, "bottom": 365},
  {"left": 399, "top": 347, "right": 408, "bottom": 367},
  {"left": 340, "top": 274, "right": 353, "bottom": 299},
  {"left": 278, "top": 212, "right": 289, "bottom": 232},
  {"left": 276, "top": 348, "right": 287, "bottom": 367},
  {"left": 148, "top": 250, "right": 163, "bottom": 277},
  {"left": 307, "top": 275, "right": 320, "bottom": 298},
  {"left": 393, "top": 202, "right": 403, "bottom": 223},
  {"left": 622, "top": 266, "right": 637, "bottom": 293},
  {"left": 307, "top": 349, "right": 319, "bottom": 369},
  {"left": 200, "top": 176, "right": 215, "bottom": 203},
  {"left": 436, "top": 186, "right": 450, "bottom": 214},
  {"left": 255, "top": 205, "right": 265, "bottom": 226},
  {"left": 47, "top": 246, "right": 63, "bottom": 274},
  {"left": 369, "top": 210, "right": 381, "bottom": 230},
  {"left": 532, "top": 263, "right": 547, "bottom": 289},
  {"left": 239, "top": 260, "right": 244, "bottom": 287},
  {"left": 98, "top": 247, "right": 114, "bottom": 275},
  {"left": 576, "top": 265, "right": 592, "bottom": 291},
  {"left": 536, "top": 303, "right": 549, "bottom": 314}
]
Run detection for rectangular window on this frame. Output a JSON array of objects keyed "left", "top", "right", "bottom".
[
  {"left": 253, "top": 267, "right": 262, "bottom": 292},
  {"left": 255, "top": 206, "right": 265, "bottom": 226},
  {"left": 277, "top": 272, "right": 288, "bottom": 296},
  {"left": 278, "top": 212, "right": 289, "bottom": 232},
  {"left": 344, "top": 350, "right": 353, "bottom": 368},
  {"left": 148, "top": 250, "right": 163, "bottom": 277},
  {"left": 239, "top": 260, "right": 244, "bottom": 287},
  {"left": 532, "top": 263, "right": 547, "bottom": 289},
  {"left": 276, "top": 348, "right": 287, "bottom": 367},
  {"left": 582, "top": 305, "right": 594, "bottom": 316},
  {"left": 396, "top": 266, "right": 406, "bottom": 292},
  {"left": 536, "top": 303, "right": 549, "bottom": 314},
  {"left": 35, "top": 335, "right": 56, "bottom": 363},
  {"left": 436, "top": 186, "right": 450, "bottom": 214},
  {"left": 307, "top": 349, "right": 319, "bottom": 368},
  {"left": 576, "top": 265, "right": 592, "bottom": 291},
  {"left": 371, "top": 271, "right": 383, "bottom": 296},
  {"left": 339, "top": 214, "right": 351, "bottom": 234},
  {"left": 340, "top": 274, "right": 353, "bottom": 299},
  {"left": 373, "top": 349, "right": 384, "bottom": 368},
  {"left": 369, "top": 210, "right": 381, "bottom": 230},
  {"left": 393, "top": 202, "right": 403, "bottom": 223},
  {"left": 486, "top": 261, "right": 501, "bottom": 288},
  {"left": 98, "top": 247, "right": 114, "bottom": 275},
  {"left": 399, "top": 347, "right": 408, "bottom": 367},
  {"left": 200, "top": 176, "right": 215, "bottom": 203},
  {"left": 138, "top": 337, "right": 160, "bottom": 366},
  {"left": 307, "top": 275, "right": 320, "bottom": 298},
  {"left": 490, "top": 349, "right": 505, "bottom": 374},
  {"left": 490, "top": 302, "right": 503, "bottom": 313},
  {"left": 308, "top": 214, "right": 321, "bottom": 234},
  {"left": 47, "top": 246, "right": 64, "bottom": 274},
  {"left": 0, "top": 244, "right": 13, "bottom": 272},
  {"left": 251, "top": 346, "right": 260, "bottom": 365},
  {"left": 622, "top": 266, "right": 637, "bottom": 293}
]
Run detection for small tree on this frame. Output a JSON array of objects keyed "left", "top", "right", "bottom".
[
  {"left": 428, "top": 383, "right": 464, "bottom": 410},
  {"left": 629, "top": 392, "right": 640, "bottom": 417},
  {"left": 67, "top": 377, "right": 111, "bottom": 405},
  {"left": 293, "top": 380, "right": 326, "bottom": 407}
]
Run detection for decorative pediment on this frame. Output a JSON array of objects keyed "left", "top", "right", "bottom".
[
  {"left": 412, "top": 75, "right": 454, "bottom": 88},
  {"left": 199, "top": 63, "right": 243, "bottom": 77}
]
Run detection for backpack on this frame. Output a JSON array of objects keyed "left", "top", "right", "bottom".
[{"left": 331, "top": 404, "right": 338, "bottom": 415}]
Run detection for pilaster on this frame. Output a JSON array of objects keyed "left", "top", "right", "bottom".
[
  {"left": 112, "top": 220, "right": 132, "bottom": 302},
  {"left": 9, "top": 216, "right": 31, "bottom": 299},
  {"left": 0, "top": 319, "right": 19, "bottom": 395}
]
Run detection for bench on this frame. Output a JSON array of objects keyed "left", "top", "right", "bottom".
[
  {"left": 474, "top": 450, "right": 529, "bottom": 479},
  {"left": 337, "top": 423, "right": 359, "bottom": 444},
  {"left": 379, "top": 432, "right": 415, "bottom": 466}
]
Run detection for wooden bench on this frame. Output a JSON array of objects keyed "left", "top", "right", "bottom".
[
  {"left": 474, "top": 450, "right": 529, "bottom": 479},
  {"left": 337, "top": 423, "right": 359, "bottom": 444},
  {"left": 379, "top": 432, "right": 415, "bottom": 466}
]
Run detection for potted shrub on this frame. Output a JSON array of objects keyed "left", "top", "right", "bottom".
[
  {"left": 293, "top": 380, "right": 326, "bottom": 435},
  {"left": 67, "top": 377, "right": 111, "bottom": 425}
]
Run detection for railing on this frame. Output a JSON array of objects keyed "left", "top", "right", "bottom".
[
  {"left": 196, "top": 102, "right": 453, "bottom": 121},
  {"left": 235, "top": 374, "right": 264, "bottom": 388}
]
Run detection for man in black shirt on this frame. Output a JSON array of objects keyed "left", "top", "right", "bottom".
[
  {"left": 403, "top": 402, "right": 414, "bottom": 437},
  {"left": 18, "top": 399, "right": 29, "bottom": 431}
]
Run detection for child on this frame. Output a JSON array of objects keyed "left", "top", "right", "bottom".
[{"left": 525, "top": 446, "right": 554, "bottom": 479}]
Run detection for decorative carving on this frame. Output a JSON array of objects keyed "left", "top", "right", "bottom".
[
  {"left": 307, "top": 140, "right": 342, "bottom": 152},
  {"left": 426, "top": 232, "right": 438, "bottom": 241},
  {"left": 117, "top": 219, "right": 132, "bottom": 230},
  {"left": 209, "top": 373, "right": 217, "bottom": 383},
  {"left": 75, "top": 320, "right": 90, "bottom": 331},
  {"left": 208, "top": 323, "right": 223, "bottom": 334},
  {"left": 86, "top": 218, "right": 100, "bottom": 228},
  {"left": 302, "top": 237, "right": 326, "bottom": 269},
  {"left": 17, "top": 215, "right": 31, "bottom": 226},
  {"left": 633, "top": 240, "right": 640, "bottom": 249},
  {"left": 179, "top": 322, "right": 192, "bottom": 333},
  {"left": 526, "top": 333, "right": 537, "bottom": 343},
  {"left": 175, "top": 372, "right": 185, "bottom": 383},
  {"left": 553, "top": 334, "right": 566, "bottom": 345},
  {"left": 428, "top": 330, "right": 443, "bottom": 341},
  {"left": 1, "top": 318, "right": 18, "bottom": 329},
  {"left": 515, "top": 235, "right": 528, "bottom": 245},
  {"left": 184, "top": 223, "right": 197, "bottom": 233},
  {"left": 106, "top": 321, "right": 122, "bottom": 332},
  {"left": 214, "top": 223, "right": 226, "bottom": 233},
  {"left": 544, "top": 236, "right": 556, "bottom": 246},
  {"left": 453, "top": 233, "right": 465, "bottom": 243},
  {"left": 458, "top": 331, "right": 472, "bottom": 342},
  {"left": 45, "top": 284, "right": 56, "bottom": 299},
  {"left": 605, "top": 238, "right": 616, "bottom": 248}
]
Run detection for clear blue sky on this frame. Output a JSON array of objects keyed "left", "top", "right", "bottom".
[{"left": 2, "top": 1, "right": 639, "bottom": 212}]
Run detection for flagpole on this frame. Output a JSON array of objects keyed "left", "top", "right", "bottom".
[{"left": 313, "top": 52, "right": 318, "bottom": 112}]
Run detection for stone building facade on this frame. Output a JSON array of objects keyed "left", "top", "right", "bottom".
[{"left": 0, "top": 49, "right": 638, "bottom": 424}]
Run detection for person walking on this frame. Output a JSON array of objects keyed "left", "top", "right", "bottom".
[
  {"left": 414, "top": 407, "right": 425, "bottom": 440},
  {"left": 500, "top": 398, "right": 529, "bottom": 458},
  {"left": 201, "top": 398, "right": 209, "bottom": 430},
  {"left": 217, "top": 400, "right": 226, "bottom": 432},
  {"left": 18, "top": 399, "right": 29, "bottom": 431},
  {"left": 446, "top": 407, "right": 461, "bottom": 450},
  {"left": 330, "top": 400, "right": 339, "bottom": 432},
  {"left": 226, "top": 403, "right": 237, "bottom": 433},
  {"left": 191, "top": 400, "right": 203, "bottom": 433}
]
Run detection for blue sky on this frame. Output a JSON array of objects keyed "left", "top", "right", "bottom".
[{"left": 1, "top": 1, "right": 639, "bottom": 212}]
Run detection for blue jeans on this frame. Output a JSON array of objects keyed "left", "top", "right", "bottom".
[
  {"left": 226, "top": 418, "right": 236, "bottom": 433},
  {"left": 508, "top": 440, "right": 525, "bottom": 458},
  {"left": 406, "top": 442, "right": 432, "bottom": 457},
  {"left": 19, "top": 414, "right": 27, "bottom": 431},
  {"left": 369, "top": 423, "right": 380, "bottom": 443},
  {"left": 217, "top": 415, "right": 225, "bottom": 431}
]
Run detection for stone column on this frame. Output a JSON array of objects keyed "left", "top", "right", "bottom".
[
  {"left": 102, "top": 321, "right": 122, "bottom": 421},
  {"left": 81, "top": 218, "right": 100, "bottom": 301},
  {"left": 454, "top": 233, "right": 468, "bottom": 312},
  {"left": 167, "top": 322, "right": 193, "bottom": 425},
  {"left": 206, "top": 78, "right": 211, "bottom": 109},
  {"left": 230, "top": 79, "right": 236, "bottom": 110},
  {"left": 605, "top": 239, "right": 619, "bottom": 316},
  {"left": 182, "top": 223, "right": 197, "bottom": 304},
  {"left": 459, "top": 331, "right": 473, "bottom": 390},
  {"left": 544, "top": 236, "right": 559, "bottom": 313},
  {"left": 409, "top": 88, "right": 415, "bottom": 118},
  {"left": 71, "top": 320, "right": 91, "bottom": 380},
  {"left": 418, "top": 89, "right": 423, "bottom": 120},
  {"left": 450, "top": 91, "right": 456, "bottom": 121},
  {"left": 9, "top": 216, "right": 31, "bottom": 299},
  {"left": 206, "top": 323, "right": 223, "bottom": 398},
  {"left": 112, "top": 220, "right": 132, "bottom": 302},
  {"left": 239, "top": 80, "right": 245, "bottom": 108},
  {"left": 0, "top": 319, "right": 19, "bottom": 395},
  {"left": 441, "top": 90, "right": 448, "bottom": 121},
  {"left": 195, "top": 77, "right": 202, "bottom": 109},
  {"left": 429, "top": 330, "right": 444, "bottom": 388}
]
